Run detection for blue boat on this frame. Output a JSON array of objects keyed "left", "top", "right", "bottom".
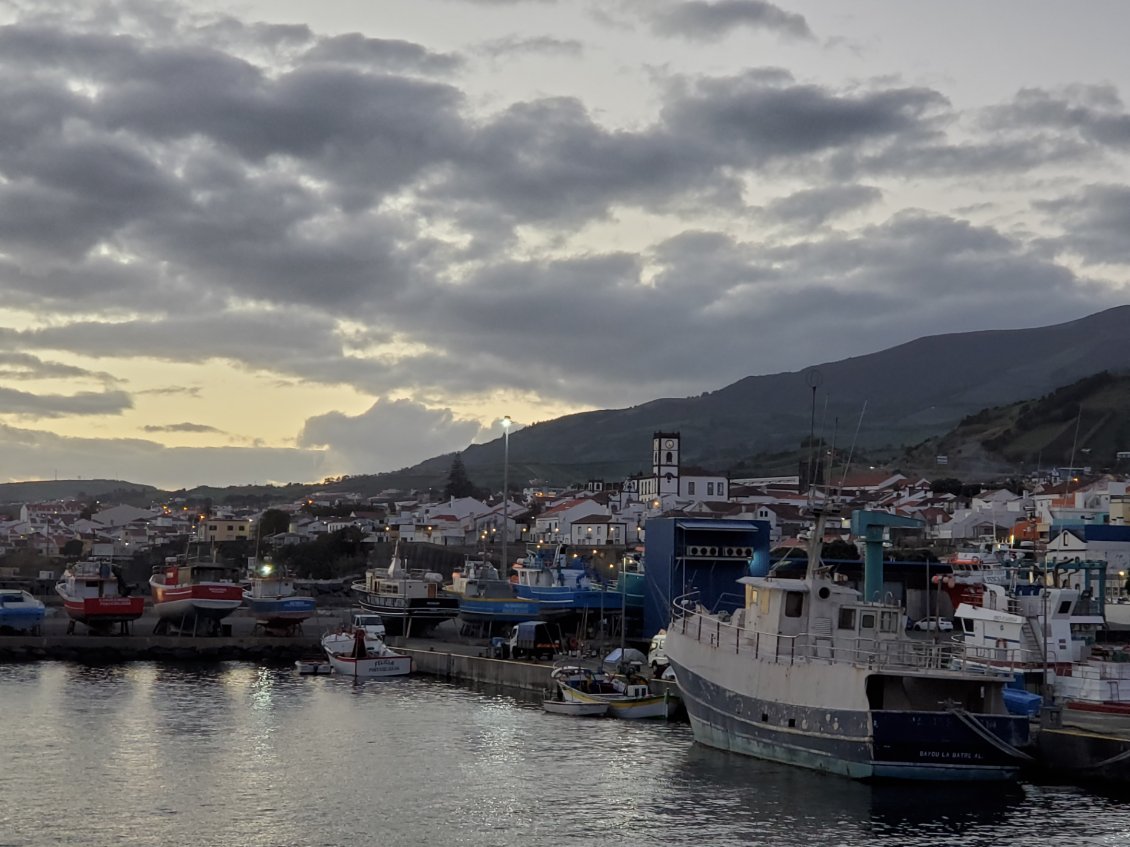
[
  {"left": 512, "top": 544, "right": 621, "bottom": 612},
  {"left": 243, "top": 562, "right": 316, "bottom": 633},
  {"left": 0, "top": 589, "right": 45, "bottom": 634},
  {"left": 448, "top": 556, "right": 559, "bottom": 626}
]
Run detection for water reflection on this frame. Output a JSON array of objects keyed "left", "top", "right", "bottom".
[{"left": 0, "top": 662, "right": 1126, "bottom": 847}]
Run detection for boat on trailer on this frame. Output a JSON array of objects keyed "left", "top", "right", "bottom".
[
  {"left": 55, "top": 559, "right": 144, "bottom": 634},
  {"left": 351, "top": 541, "right": 458, "bottom": 636},
  {"left": 149, "top": 553, "right": 243, "bottom": 635}
]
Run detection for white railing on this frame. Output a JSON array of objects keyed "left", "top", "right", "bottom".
[{"left": 672, "top": 597, "right": 1017, "bottom": 678}]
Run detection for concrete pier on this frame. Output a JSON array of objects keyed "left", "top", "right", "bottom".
[{"left": 1, "top": 608, "right": 682, "bottom": 711}]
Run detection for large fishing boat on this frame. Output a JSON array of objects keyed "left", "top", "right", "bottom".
[
  {"left": 149, "top": 553, "right": 244, "bottom": 635},
  {"left": 351, "top": 541, "right": 458, "bottom": 636},
  {"left": 55, "top": 559, "right": 144, "bottom": 634},
  {"left": 664, "top": 505, "right": 1031, "bottom": 781}
]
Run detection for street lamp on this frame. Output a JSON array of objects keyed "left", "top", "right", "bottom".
[{"left": 502, "top": 415, "right": 512, "bottom": 574}]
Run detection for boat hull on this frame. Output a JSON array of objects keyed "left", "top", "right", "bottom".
[
  {"left": 669, "top": 656, "right": 1026, "bottom": 780},
  {"left": 353, "top": 589, "right": 458, "bottom": 635},
  {"left": 57, "top": 592, "right": 145, "bottom": 627},
  {"left": 322, "top": 649, "right": 413, "bottom": 679},
  {"left": 541, "top": 699, "right": 609, "bottom": 717},
  {"left": 244, "top": 595, "right": 317, "bottom": 625},
  {"left": 150, "top": 578, "right": 244, "bottom": 621}
]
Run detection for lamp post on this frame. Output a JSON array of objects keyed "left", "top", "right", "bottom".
[{"left": 502, "top": 415, "right": 512, "bottom": 575}]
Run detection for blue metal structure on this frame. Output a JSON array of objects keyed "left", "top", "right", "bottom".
[
  {"left": 849, "top": 510, "right": 925, "bottom": 603},
  {"left": 642, "top": 517, "right": 771, "bottom": 637}
]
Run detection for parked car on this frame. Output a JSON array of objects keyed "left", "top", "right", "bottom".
[{"left": 912, "top": 616, "right": 954, "bottom": 632}]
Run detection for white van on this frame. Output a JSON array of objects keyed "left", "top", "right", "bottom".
[{"left": 647, "top": 629, "right": 668, "bottom": 672}]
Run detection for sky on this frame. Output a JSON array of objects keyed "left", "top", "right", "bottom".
[{"left": 0, "top": 0, "right": 1128, "bottom": 490}]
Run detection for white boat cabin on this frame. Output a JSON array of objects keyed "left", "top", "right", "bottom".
[{"left": 732, "top": 575, "right": 907, "bottom": 660}]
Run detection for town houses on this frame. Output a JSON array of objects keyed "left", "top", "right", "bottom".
[{"left": 3, "top": 431, "right": 1130, "bottom": 593}]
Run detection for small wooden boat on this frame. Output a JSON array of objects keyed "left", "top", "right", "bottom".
[
  {"left": 541, "top": 698, "right": 608, "bottom": 717},
  {"left": 549, "top": 664, "right": 670, "bottom": 719},
  {"left": 295, "top": 657, "right": 333, "bottom": 675}
]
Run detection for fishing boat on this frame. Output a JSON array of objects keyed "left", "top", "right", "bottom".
[
  {"left": 149, "top": 552, "right": 244, "bottom": 635},
  {"left": 541, "top": 684, "right": 609, "bottom": 717},
  {"left": 242, "top": 559, "right": 316, "bottom": 634},
  {"left": 663, "top": 503, "right": 1031, "bottom": 781},
  {"left": 511, "top": 543, "right": 619, "bottom": 613},
  {"left": 447, "top": 555, "right": 553, "bottom": 629},
  {"left": 952, "top": 579, "right": 1130, "bottom": 712},
  {"left": 321, "top": 627, "right": 413, "bottom": 679},
  {"left": 55, "top": 559, "right": 145, "bottom": 634},
  {"left": 0, "top": 589, "right": 45, "bottom": 634},
  {"left": 351, "top": 540, "right": 458, "bottom": 636},
  {"left": 548, "top": 664, "right": 670, "bottom": 719}
]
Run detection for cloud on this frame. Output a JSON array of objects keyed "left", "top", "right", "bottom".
[
  {"left": 142, "top": 422, "right": 224, "bottom": 434},
  {"left": 759, "top": 184, "right": 883, "bottom": 228},
  {"left": 0, "top": 422, "right": 325, "bottom": 489},
  {"left": 478, "top": 36, "right": 583, "bottom": 59},
  {"left": 650, "top": 1, "right": 814, "bottom": 42},
  {"left": 0, "top": 352, "right": 119, "bottom": 384},
  {"left": 0, "top": 3, "right": 1123, "bottom": 487},
  {"left": 297, "top": 398, "right": 485, "bottom": 474},
  {"left": 0, "top": 386, "right": 132, "bottom": 418},
  {"left": 1036, "top": 184, "right": 1130, "bottom": 265}
]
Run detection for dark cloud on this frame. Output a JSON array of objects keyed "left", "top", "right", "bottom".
[
  {"left": 650, "top": 1, "right": 814, "bottom": 42},
  {"left": 0, "top": 422, "right": 325, "bottom": 489},
  {"left": 478, "top": 36, "right": 583, "bottom": 59},
  {"left": 1036, "top": 184, "right": 1130, "bottom": 265},
  {"left": 985, "top": 85, "right": 1130, "bottom": 149},
  {"left": 0, "top": 352, "right": 118, "bottom": 383},
  {"left": 0, "top": 386, "right": 132, "bottom": 418},
  {"left": 302, "top": 34, "right": 462, "bottom": 74},
  {"left": 760, "top": 184, "right": 882, "bottom": 227},
  {"left": 142, "top": 422, "right": 224, "bottom": 434}
]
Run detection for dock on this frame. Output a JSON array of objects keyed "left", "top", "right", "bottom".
[{"left": 0, "top": 607, "right": 682, "bottom": 705}]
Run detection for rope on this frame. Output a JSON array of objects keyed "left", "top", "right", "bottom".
[
  {"left": 949, "top": 707, "right": 1034, "bottom": 761},
  {"left": 1082, "top": 743, "right": 1130, "bottom": 770}
]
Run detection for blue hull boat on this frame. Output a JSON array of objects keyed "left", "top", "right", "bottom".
[{"left": 0, "top": 590, "right": 46, "bottom": 633}]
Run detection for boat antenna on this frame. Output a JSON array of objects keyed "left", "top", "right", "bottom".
[{"left": 837, "top": 400, "right": 868, "bottom": 496}]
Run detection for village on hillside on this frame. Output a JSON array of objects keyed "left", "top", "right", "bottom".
[{"left": 2, "top": 431, "right": 1129, "bottom": 597}]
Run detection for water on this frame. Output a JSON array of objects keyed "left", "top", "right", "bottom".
[{"left": 1, "top": 662, "right": 1127, "bottom": 847}]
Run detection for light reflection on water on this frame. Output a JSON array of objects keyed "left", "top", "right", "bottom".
[{"left": 0, "top": 662, "right": 1127, "bottom": 847}]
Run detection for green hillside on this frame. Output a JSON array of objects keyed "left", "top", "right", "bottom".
[{"left": 904, "top": 371, "right": 1130, "bottom": 475}]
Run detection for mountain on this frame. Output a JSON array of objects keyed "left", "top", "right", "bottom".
[
  {"left": 904, "top": 371, "right": 1130, "bottom": 476},
  {"left": 5, "top": 308, "right": 1130, "bottom": 502},
  {"left": 434, "top": 306, "right": 1130, "bottom": 485}
]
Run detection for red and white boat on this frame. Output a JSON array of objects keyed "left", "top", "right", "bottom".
[
  {"left": 149, "top": 555, "right": 244, "bottom": 634},
  {"left": 55, "top": 560, "right": 145, "bottom": 634},
  {"left": 321, "top": 627, "right": 413, "bottom": 679}
]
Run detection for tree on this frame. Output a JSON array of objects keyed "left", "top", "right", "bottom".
[
  {"left": 61, "top": 539, "right": 85, "bottom": 558},
  {"left": 443, "top": 456, "right": 477, "bottom": 499},
  {"left": 258, "top": 509, "right": 291, "bottom": 539}
]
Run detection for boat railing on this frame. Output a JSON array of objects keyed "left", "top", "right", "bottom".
[{"left": 672, "top": 596, "right": 1014, "bottom": 678}]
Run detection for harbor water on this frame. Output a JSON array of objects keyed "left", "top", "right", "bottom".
[{"left": 1, "top": 661, "right": 1128, "bottom": 847}]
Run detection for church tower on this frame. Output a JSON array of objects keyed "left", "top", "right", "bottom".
[{"left": 652, "top": 432, "right": 680, "bottom": 496}]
